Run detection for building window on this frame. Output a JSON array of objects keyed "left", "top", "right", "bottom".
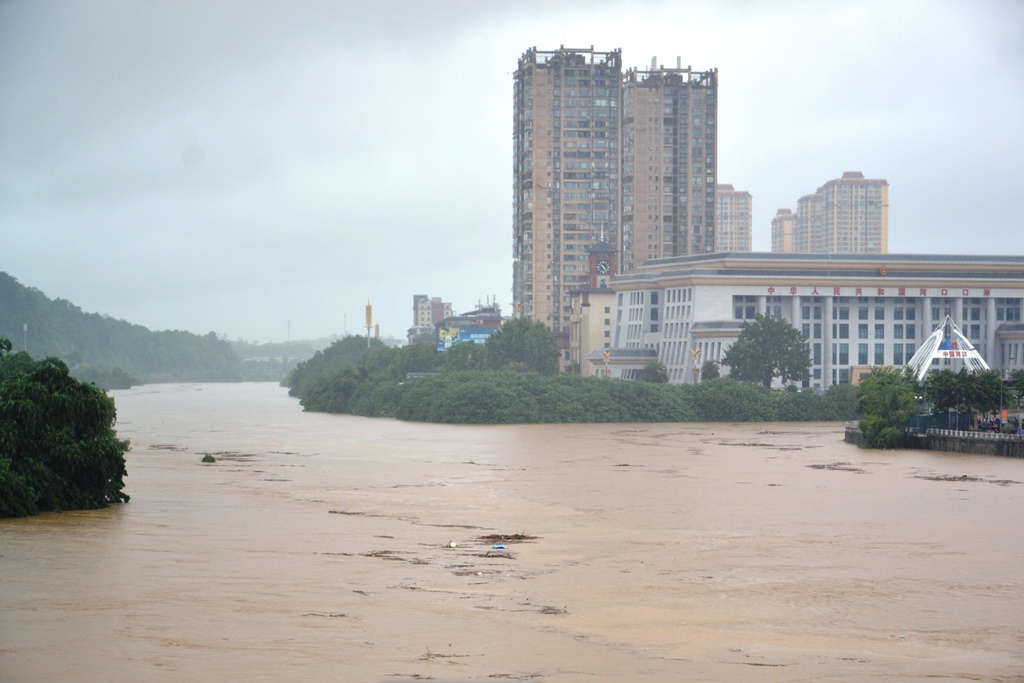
[
  {"left": 858, "top": 306, "right": 869, "bottom": 320},
  {"left": 858, "top": 343, "right": 868, "bottom": 365},
  {"left": 894, "top": 345, "right": 904, "bottom": 365},
  {"left": 839, "top": 343, "right": 849, "bottom": 365},
  {"left": 875, "top": 306, "right": 885, "bottom": 320},
  {"left": 894, "top": 324, "right": 904, "bottom": 339},
  {"left": 733, "top": 295, "right": 756, "bottom": 320},
  {"left": 858, "top": 324, "right": 868, "bottom": 339},
  {"left": 875, "top": 324, "right": 885, "bottom": 339},
  {"left": 875, "top": 343, "right": 885, "bottom": 365}
]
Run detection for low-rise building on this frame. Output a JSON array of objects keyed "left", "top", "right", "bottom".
[{"left": 586, "top": 252, "right": 1024, "bottom": 388}]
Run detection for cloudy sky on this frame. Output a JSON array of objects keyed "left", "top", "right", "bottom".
[{"left": 2, "top": 0, "right": 1022, "bottom": 343}]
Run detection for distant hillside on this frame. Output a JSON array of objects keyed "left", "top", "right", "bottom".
[{"left": 0, "top": 272, "right": 243, "bottom": 385}]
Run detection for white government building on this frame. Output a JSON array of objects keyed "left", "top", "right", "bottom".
[{"left": 573, "top": 252, "right": 1024, "bottom": 387}]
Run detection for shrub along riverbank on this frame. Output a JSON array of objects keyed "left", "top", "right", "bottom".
[
  {"left": 284, "top": 332, "right": 858, "bottom": 425},
  {"left": 293, "top": 367, "right": 858, "bottom": 424}
]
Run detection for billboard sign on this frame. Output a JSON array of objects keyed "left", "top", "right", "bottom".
[{"left": 437, "top": 326, "right": 500, "bottom": 351}]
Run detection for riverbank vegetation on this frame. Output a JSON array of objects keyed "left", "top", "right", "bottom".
[
  {"left": 0, "top": 339, "right": 130, "bottom": 517},
  {"left": 856, "top": 366, "right": 1020, "bottom": 448},
  {"left": 284, "top": 324, "right": 859, "bottom": 424}
]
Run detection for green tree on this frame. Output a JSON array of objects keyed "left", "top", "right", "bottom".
[
  {"left": 693, "top": 377, "right": 777, "bottom": 421},
  {"left": 923, "top": 368, "right": 963, "bottom": 417},
  {"left": 700, "top": 359, "right": 720, "bottom": 381},
  {"left": 1009, "top": 369, "right": 1024, "bottom": 407},
  {"left": 721, "top": 314, "right": 810, "bottom": 389},
  {"left": 0, "top": 342, "right": 130, "bottom": 517},
  {"left": 441, "top": 340, "right": 488, "bottom": 372},
  {"left": 825, "top": 382, "right": 860, "bottom": 420},
  {"left": 485, "top": 318, "right": 560, "bottom": 375},
  {"left": 967, "top": 370, "right": 1003, "bottom": 417},
  {"left": 642, "top": 359, "right": 669, "bottom": 383},
  {"left": 857, "top": 366, "right": 918, "bottom": 448}
]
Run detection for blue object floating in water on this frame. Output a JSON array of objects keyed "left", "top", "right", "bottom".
[{"left": 492, "top": 544, "right": 506, "bottom": 549}]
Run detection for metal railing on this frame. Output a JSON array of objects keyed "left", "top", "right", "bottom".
[{"left": 923, "top": 428, "right": 1023, "bottom": 441}]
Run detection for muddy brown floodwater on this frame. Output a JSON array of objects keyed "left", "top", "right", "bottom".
[{"left": 2, "top": 382, "right": 1023, "bottom": 682}]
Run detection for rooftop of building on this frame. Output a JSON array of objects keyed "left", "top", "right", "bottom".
[{"left": 610, "top": 251, "right": 1024, "bottom": 286}]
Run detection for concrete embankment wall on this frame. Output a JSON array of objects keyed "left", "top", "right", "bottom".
[{"left": 845, "top": 423, "right": 1024, "bottom": 458}]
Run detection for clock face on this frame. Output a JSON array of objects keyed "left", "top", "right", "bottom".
[{"left": 596, "top": 259, "right": 610, "bottom": 275}]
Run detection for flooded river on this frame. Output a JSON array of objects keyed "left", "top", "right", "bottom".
[{"left": 2, "top": 382, "right": 1022, "bottom": 682}]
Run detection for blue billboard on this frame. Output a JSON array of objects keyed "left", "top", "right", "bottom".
[{"left": 437, "top": 326, "right": 500, "bottom": 351}]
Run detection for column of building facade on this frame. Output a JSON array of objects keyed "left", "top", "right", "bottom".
[
  {"left": 823, "top": 295, "right": 833, "bottom": 386},
  {"left": 986, "top": 296, "right": 998, "bottom": 374}
]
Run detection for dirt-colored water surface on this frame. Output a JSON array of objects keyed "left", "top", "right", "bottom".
[{"left": 2, "top": 382, "right": 1023, "bottom": 682}]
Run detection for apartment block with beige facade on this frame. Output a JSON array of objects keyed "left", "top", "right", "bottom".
[
  {"left": 714, "top": 184, "right": 751, "bottom": 252},
  {"left": 408, "top": 295, "right": 453, "bottom": 345},
  {"left": 771, "top": 208, "right": 795, "bottom": 252},
  {"left": 781, "top": 172, "right": 888, "bottom": 254},
  {"left": 512, "top": 47, "right": 718, "bottom": 339},
  {"left": 621, "top": 62, "right": 719, "bottom": 271},
  {"left": 512, "top": 47, "right": 623, "bottom": 336}
]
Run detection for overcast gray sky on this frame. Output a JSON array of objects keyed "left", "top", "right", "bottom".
[{"left": 2, "top": 0, "right": 1022, "bottom": 343}]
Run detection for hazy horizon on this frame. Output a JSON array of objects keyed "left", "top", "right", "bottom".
[{"left": 3, "top": 0, "right": 1022, "bottom": 342}]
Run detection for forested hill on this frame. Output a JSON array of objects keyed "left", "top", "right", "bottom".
[{"left": 0, "top": 272, "right": 243, "bottom": 384}]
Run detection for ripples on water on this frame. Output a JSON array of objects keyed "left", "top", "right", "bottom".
[{"left": 2, "top": 382, "right": 1022, "bottom": 682}]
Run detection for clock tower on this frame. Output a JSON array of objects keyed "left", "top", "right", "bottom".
[{"left": 588, "top": 241, "right": 617, "bottom": 289}]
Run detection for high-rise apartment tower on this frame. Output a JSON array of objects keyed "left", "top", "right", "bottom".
[
  {"left": 513, "top": 48, "right": 718, "bottom": 334},
  {"left": 512, "top": 47, "right": 622, "bottom": 334},
  {"left": 784, "top": 172, "right": 889, "bottom": 254},
  {"left": 621, "top": 61, "right": 718, "bottom": 271},
  {"left": 771, "top": 208, "right": 795, "bottom": 252},
  {"left": 714, "top": 184, "right": 751, "bottom": 252}
]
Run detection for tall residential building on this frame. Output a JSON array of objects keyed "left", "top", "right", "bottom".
[
  {"left": 412, "top": 295, "right": 452, "bottom": 327},
  {"left": 621, "top": 61, "right": 718, "bottom": 271},
  {"left": 785, "top": 172, "right": 889, "bottom": 254},
  {"left": 714, "top": 184, "right": 751, "bottom": 252},
  {"left": 512, "top": 46, "right": 623, "bottom": 334},
  {"left": 793, "top": 192, "right": 818, "bottom": 253},
  {"left": 771, "top": 208, "right": 794, "bottom": 252},
  {"left": 513, "top": 48, "right": 718, "bottom": 335}
]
